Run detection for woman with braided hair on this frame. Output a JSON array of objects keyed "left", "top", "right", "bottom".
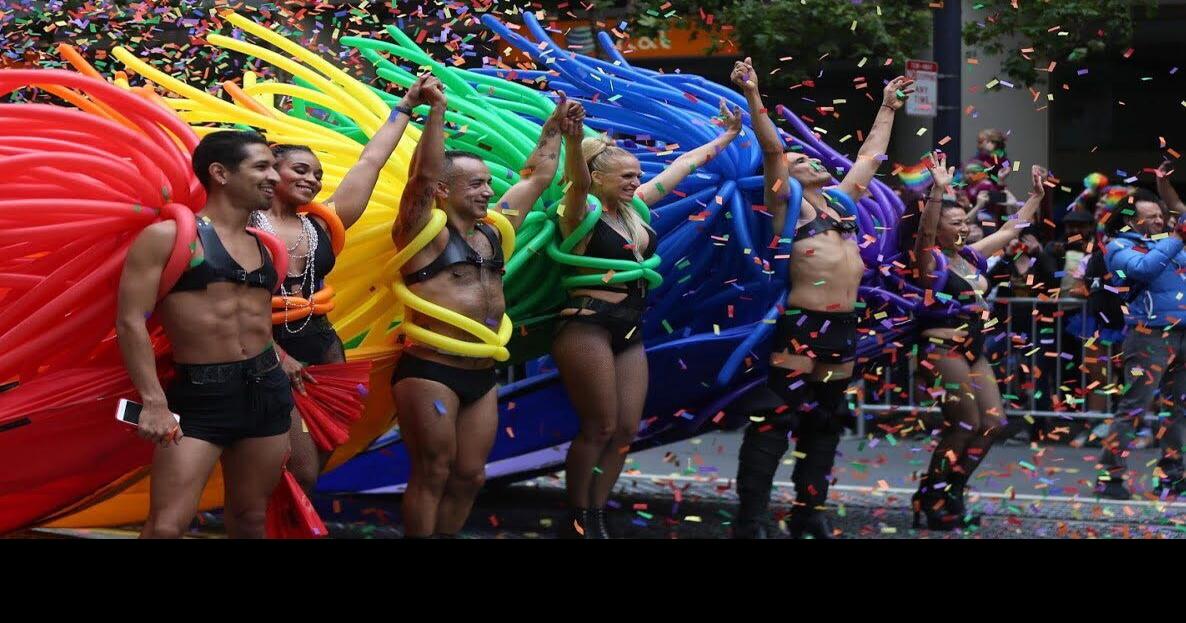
[{"left": 249, "top": 75, "right": 432, "bottom": 493}]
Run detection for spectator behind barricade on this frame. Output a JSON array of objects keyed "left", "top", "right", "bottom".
[
  {"left": 965, "top": 221, "right": 985, "bottom": 245},
  {"left": 963, "top": 128, "right": 1011, "bottom": 203},
  {"left": 1069, "top": 184, "right": 1139, "bottom": 447},
  {"left": 968, "top": 187, "right": 1018, "bottom": 238},
  {"left": 1047, "top": 209, "right": 1096, "bottom": 297},
  {"left": 1041, "top": 207, "right": 1098, "bottom": 438},
  {"left": 984, "top": 201, "right": 1058, "bottom": 442},
  {"left": 1094, "top": 187, "right": 1186, "bottom": 499}
]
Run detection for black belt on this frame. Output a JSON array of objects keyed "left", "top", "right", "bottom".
[
  {"left": 564, "top": 295, "right": 644, "bottom": 325},
  {"left": 174, "top": 346, "right": 280, "bottom": 384}
]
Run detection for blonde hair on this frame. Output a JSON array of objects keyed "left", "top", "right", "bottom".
[
  {"left": 582, "top": 134, "right": 647, "bottom": 261},
  {"left": 978, "top": 128, "right": 1006, "bottom": 146}
]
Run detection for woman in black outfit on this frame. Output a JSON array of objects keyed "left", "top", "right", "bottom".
[
  {"left": 901, "top": 152, "right": 1045, "bottom": 530},
  {"left": 553, "top": 102, "right": 743, "bottom": 537},
  {"left": 252, "top": 79, "right": 429, "bottom": 492}
]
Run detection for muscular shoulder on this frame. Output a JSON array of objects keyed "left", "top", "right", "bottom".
[{"left": 131, "top": 221, "right": 179, "bottom": 260}]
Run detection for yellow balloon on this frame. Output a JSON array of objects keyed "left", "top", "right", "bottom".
[{"left": 386, "top": 209, "right": 515, "bottom": 361}]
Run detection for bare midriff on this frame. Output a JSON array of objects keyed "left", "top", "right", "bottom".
[{"left": 159, "top": 284, "right": 275, "bottom": 364}]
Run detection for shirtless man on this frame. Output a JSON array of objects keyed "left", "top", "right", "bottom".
[
  {"left": 731, "top": 58, "right": 913, "bottom": 538},
  {"left": 390, "top": 76, "right": 575, "bottom": 537},
  {"left": 117, "top": 130, "right": 291, "bottom": 539}
]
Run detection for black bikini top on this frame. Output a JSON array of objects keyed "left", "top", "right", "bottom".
[
  {"left": 584, "top": 217, "right": 658, "bottom": 262},
  {"left": 793, "top": 207, "right": 857, "bottom": 242},
  {"left": 403, "top": 221, "right": 504, "bottom": 285},
  {"left": 170, "top": 218, "right": 278, "bottom": 294},
  {"left": 576, "top": 216, "right": 658, "bottom": 298},
  {"left": 283, "top": 217, "right": 337, "bottom": 293},
  {"left": 940, "top": 270, "right": 985, "bottom": 309},
  {"left": 916, "top": 256, "right": 988, "bottom": 331}
]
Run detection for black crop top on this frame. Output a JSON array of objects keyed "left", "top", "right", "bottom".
[
  {"left": 283, "top": 217, "right": 337, "bottom": 294},
  {"left": 403, "top": 221, "right": 505, "bottom": 285},
  {"left": 578, "top": 217, "right": 658, "bottom": 297},
  {"left": 793, "top": 208, "right": 857, "bottom": 242},
  {"left": 585, "top": 217, "right": 658, "bottom": 261},
  {"left": 170, "top": 218, "right": 278, "bottom": 294}
]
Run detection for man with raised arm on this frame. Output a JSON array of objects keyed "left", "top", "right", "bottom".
[
  {"left": 731, "top": 58, "right": 913, "bottom": 538},
  {"left": 390, "top": 75, "right": 580, "bottom": 537}
]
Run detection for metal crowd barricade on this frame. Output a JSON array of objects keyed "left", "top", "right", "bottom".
[{"left": 854, "top": 296, "right": 1124, "bottom": 435}]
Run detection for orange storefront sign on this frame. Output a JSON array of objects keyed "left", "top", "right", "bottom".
[
  {"left": 539, "top": 19, "right": 738, "bottom": 60},
  {"left": 617, "top": 25, "right": 738, "bottom": 59}
]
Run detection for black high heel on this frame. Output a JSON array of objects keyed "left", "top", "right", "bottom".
[
  {"left": 788, "top": 509, "right": 835, "bottom": 539},
  {"left": 911, "top": 474, "right": 932, "bottom": 529},
  {"left": 948, "top": 477, "right": 982, "bottom": 527},
  {"left": 589, "top": 508, "right": 611, "bottom": 539},
  {"left": 912, "top": 483, "right": 976, "bottom": 531},
  {"left": 559, "top": 508, "right": 593, "bottom": 539}
]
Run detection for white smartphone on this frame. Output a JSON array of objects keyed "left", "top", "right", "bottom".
[{"left": 115, "top": 398, "right": 180, "bottom": 427}]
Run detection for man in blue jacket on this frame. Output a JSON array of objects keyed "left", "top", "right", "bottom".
[{"left": 1097, "top": 189, "right": 1186, "bottom": 499}]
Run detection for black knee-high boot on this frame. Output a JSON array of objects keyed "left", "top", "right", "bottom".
[
  {"left": 786, "top": 379, "right": 852, "bottom": 539},
  {"left": 788, "top": 426, "right": 840, "bottom": 539},
  {"left": 913, "top": 455, "right": 979, "bottom": 531},
  {"left": 734, "top": 371, "right": 811, "bottom": 539},
  {"left": 734, "top": 422, "right": 791, "bottom": 539}
]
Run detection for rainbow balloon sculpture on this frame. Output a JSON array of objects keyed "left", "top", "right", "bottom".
[{"left": 0, "top": 10, "right": 927, "bottom": 531}]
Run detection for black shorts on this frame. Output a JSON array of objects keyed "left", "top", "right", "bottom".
[
  {"left": 555, "top": 294, "right": 645, "bottom": 354},
  {"left": 273, "top": 314, "right": 346, "bottom": 365},
  {"left": 166, "top": 347, "right": 294, "bottom": 447},
  {"left": 771, "top": 307, "right": 858, "bottom": 364},
  {"left": 920, "top": 319, "right": 987, "bottom": 365},
  {"left": 390, "top": 353, "right": 496, "bottom": 407}
]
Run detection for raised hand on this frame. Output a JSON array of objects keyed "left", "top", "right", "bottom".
[
  {"left": 1031, "top": 165, "right": 1047, "bottom": 198},
  {"left": 926, "top": 151, "right": 955, "bottom": 189},
  {"left": 399, "top": 74, "right": 430, "bottom": 110},
  {"left": 881, "top": 76, "right": 916, "bottom": 111},
  {"left": 718, "top": 99, "right": 743, "bottom": 135},
  {"left": 421, "top": 75, "right": 446, "bottom": 107},
  {"left": 545, "top": 92, "right": 570, "bottom": 130},
  {"left": 560, "top": 100, "right": 586, "bottom": 138},
  {"left": 730, "top": 57, "right": 758, "bottom": 93}
]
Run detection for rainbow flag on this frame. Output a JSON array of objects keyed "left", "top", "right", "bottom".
[{"left": 896, "top": 160, "right": 933, "bottom": 191}]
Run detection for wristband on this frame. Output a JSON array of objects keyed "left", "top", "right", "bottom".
[{"left": 392, "top": 104, "right": 414, "bottom": 120}]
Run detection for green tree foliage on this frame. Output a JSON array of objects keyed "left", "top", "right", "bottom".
[
  {"left": 628, "top": 0, "right": 931, "bottom": 87},
  {"left": 962, "top": 0, "right": 1157, "bottom": 86}
]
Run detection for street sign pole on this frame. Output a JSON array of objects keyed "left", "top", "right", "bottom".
[{"left": 932, "top": 0, "right": 962, "bottom": 159}]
